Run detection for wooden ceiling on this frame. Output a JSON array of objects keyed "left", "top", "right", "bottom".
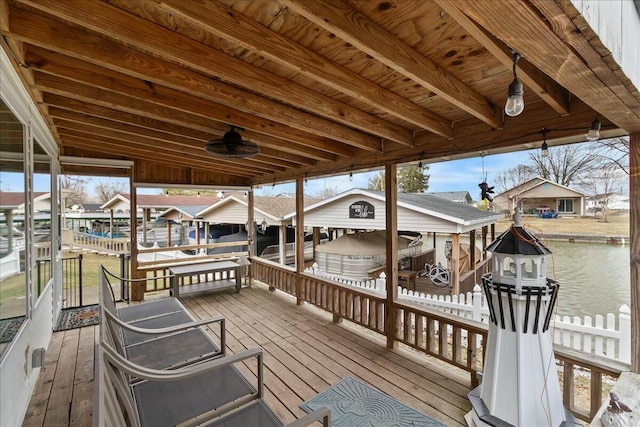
[{"left": 1, "top": 0, "right": 639, "bottom": 187}]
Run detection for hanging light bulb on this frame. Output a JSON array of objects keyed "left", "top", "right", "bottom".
[
  {"left": 541, "top": 141, "right": 549, "bottom": 157},
  {"left": 586, "top": 118, "right": 601, "bottom": 141},
  {"left": 349, "top": 171, "right": 353, "bottom": 181},
  {"left": 418, "top": 161, "right": 423, "bottom": 172},
  {"left": 505, "top": 52, "right": 524, "bottom": 117}
]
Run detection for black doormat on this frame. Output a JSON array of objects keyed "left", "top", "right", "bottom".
[
  {"left": 0, "top": 316, "right": 26, "bottom": 343},
  {"left": 54, "top": 304, "right": 101, "bottom": 332}
]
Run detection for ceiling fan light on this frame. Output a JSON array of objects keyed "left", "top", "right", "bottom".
[{"left": 205, "top": 126, "right": 260, "bottom": 158}]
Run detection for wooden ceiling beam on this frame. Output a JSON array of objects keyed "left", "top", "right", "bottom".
[
  {"left": 24, "top": 47, "right": 356, "bottom": 158},
  {"left": 13, "top": 0, "right": 413, "bottom": 146},
  {"left": 32, "top": 70, "right": 357, "bottom": 159},
  {"left": 58, "top": 133, "right": 256, "bottom": 178},
  {"left": 50, "top": 114, "right": 300, "bottom": 171},
  {"left": 435, "top": 0, "right": 571, "bottom": 116},
  {"left": 151, "top": 0, "right": 452, "bottom": 137},
  {"left": 42, "top": 95, "right": 329, "bottom": 165},
  {"left": 54, "top": 124, "right": 281, "bottom": 175},
  {"left": 451, "top": 0, "right": 640, "bottom": 133},
  {"left": 284, "top": 0, "right": 502, "bottom": 129},
  {"left": 7, "top": 9, "right": 383, "bottom": 153}
]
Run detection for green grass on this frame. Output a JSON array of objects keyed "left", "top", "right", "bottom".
[{"left": 0, "top": 251, "right": 123, "bottom": 306}]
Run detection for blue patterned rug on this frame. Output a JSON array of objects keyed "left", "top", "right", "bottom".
[
  {"left": 0, "top": 316, "right": 25, "bottom": 343},
  {"left": 54, "top": 304, "right": 100, "bottom": 331},
  {"left": 300, "top": 377, "right": 445, "bottom": 427}
]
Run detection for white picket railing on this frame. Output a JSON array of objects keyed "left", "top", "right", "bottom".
[{"left": 304, "top": 263, "right": 631, "bottom": 364}]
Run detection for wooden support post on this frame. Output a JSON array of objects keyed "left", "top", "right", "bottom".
[
  {"left": 166, "top": 218, "right": 171, "bottom": 247},
  {"left": 142, "top": 208, "right": 148, "bottom": 245},
  {"left": 482, "top": 225, "right": 488, "bottom": 260},
  {"left": 630, "top": 132, "right": 639, "bottom": 373},
  {"left": 129, "top": 168, "right": 143, "bottom": 301},
  {"left": 248, "top": 189, "right": 255, "bottom": 287},
  {"left": 451, "top": 233, "right": 460, "bottom": 295},
  {"left": 469, "top": 230, "right": 476, "bottom": 268},
  {"left": 196, "top": 221, "right": 200, "bottom": 245},
  {"left": 295, "top": 177, "right": 304, "bottom": 304},
  {"left": 491, "top": 223, "right": 495, "bottom": 241},
  {"left": 385, "top": 163, "right": 398, "bottom": 349},
  {"left": 109, "top": 209, "right": 114, "bottom": 242},
  {"left": 279, "top": 224, "right": 286, "bottom": 265},
  {"left": 312, "top": 226, "right": 320, "bottom": 261}
]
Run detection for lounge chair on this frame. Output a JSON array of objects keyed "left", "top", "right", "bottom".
[
  {"left": 95, "top": 341, "right": 330, "bottom": 427},
  {"left": 99, "top": 265, "right": 226, "bottom": 369}
]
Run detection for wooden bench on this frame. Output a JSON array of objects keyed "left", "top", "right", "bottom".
[
  {"left": 169, "top": 260, "right": 241, "bottom": 298},
  {"left": 96, "top": 265, "right": 331, "bottom": 427}
]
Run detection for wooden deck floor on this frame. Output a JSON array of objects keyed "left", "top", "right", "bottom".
[{"left": 23, "top": 282, "right": 473, "bottom": 426}]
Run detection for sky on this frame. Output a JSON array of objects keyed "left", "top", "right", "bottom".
[
  {"left": 255, "top": 150, "right": 531, "bottom": 199},
  {"left": 0, "top": 150, "right": 534, "bottom": 200}
]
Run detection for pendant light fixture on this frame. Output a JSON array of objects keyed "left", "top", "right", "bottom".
[
  {"left": 205, "top": 125, "right": 259, "bottom": 158},
  {"left": 586, "top": 118, "right": 601, "bottom": 141},
  {"left": 505, "top": 51, "right": 524, "bottom": 117},
  {"left": 541, "top": 128, "right": 549, "bottom": 157}
]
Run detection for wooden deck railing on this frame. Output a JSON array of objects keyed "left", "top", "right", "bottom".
[
  {"left": 554, "top": 347, "right": 625, "bottom": 422},
  {"left": 301, "top": 272, "right": 386, "bottom": 335},
  {"left": 395, "top": 302, "right": 486, "bottom": 383},
  {"left": 63, "top": 229, "right": 130, "bottom": 254},
  {"left": 249, "top": 256, "right": 628, "bottom": 423}
]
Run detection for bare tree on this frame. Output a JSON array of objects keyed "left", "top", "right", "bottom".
[
  {"left": 60, "top": 175, "right": 89, "bottom": 207},
  {"left": 577, "top": 165, "right": 626, "bottom": 222},
  {"left": 310, "top": 185, "right": 339, "bottom": 199},
  {"left": 596, "top": 136, "right": 629, "bottom": 175},
  {"left": 94, "top": 179, "right": 128, "bottom": 203},
  {"left": 494, "top": 164, "right": 535, "bottom": 193},
  {"left": 528, "top": 144, "right": 600, "bottom": 186},
  {"left": 367, "top": 171, "right": 385, "bottom": 191}
]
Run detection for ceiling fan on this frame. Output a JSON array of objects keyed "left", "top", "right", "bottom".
[{"left": 205, "top": 125, "right": 259, "bottom": 158}]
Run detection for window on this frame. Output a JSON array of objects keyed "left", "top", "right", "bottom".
[
  {"left": 0, "top": 98, "right": 26, "bottom": 358},
  {"left": 557, "top": 199, "right": 574, "bottom": 213}
]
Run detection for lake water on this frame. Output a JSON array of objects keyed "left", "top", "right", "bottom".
[
  {"left": 432, "top": 236, "right": 630, "bottom": 319},
  {"left": 543, "top": 240, "right": 630, "bottom": 318}
]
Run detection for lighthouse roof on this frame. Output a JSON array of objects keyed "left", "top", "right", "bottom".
[{"left": 486, "top": 226, "right": 551, "bottom": 256}]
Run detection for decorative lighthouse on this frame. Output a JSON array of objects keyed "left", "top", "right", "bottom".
[{"left": 466, "top": 211, "right": 580, "bottom": 426}]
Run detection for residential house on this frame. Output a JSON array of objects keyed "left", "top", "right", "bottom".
[{"left": 492, "top": 177, "right": 587, "bottom": 217}]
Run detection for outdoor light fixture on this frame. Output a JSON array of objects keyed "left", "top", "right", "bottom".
[
  {"left": 417, "top": 151, "right": 425, "bottom": 172},
  {"left": 205, "top": 125, "right": 260, "bottom": 158},
  {"left": 541, "top": 141, "right": 549, "bottom": 157},
  {"left": 505, "top": 51, "right": 524, "bottom": 117},
  {"left": 541, "top": 128, "right": 549, "bottom": 157},
  {"left": 260, "top": 219, "right": 268, "bottom": 233},
  {"left": 586, "top": 117, "right": 601, "bottom": 141}
]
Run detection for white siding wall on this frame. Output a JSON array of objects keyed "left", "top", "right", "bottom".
[
  {"left": 304, "top": 194, "right": 461, "bottom": 233},
  {"left": 202, "top": 200, "right": 249, "bottom": 224},
  {"left": 571, "top": 0, "right": 640, "bottom": 92},
  {"left": 1, "top": 47, "right": 59, "bottom": 427}
]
